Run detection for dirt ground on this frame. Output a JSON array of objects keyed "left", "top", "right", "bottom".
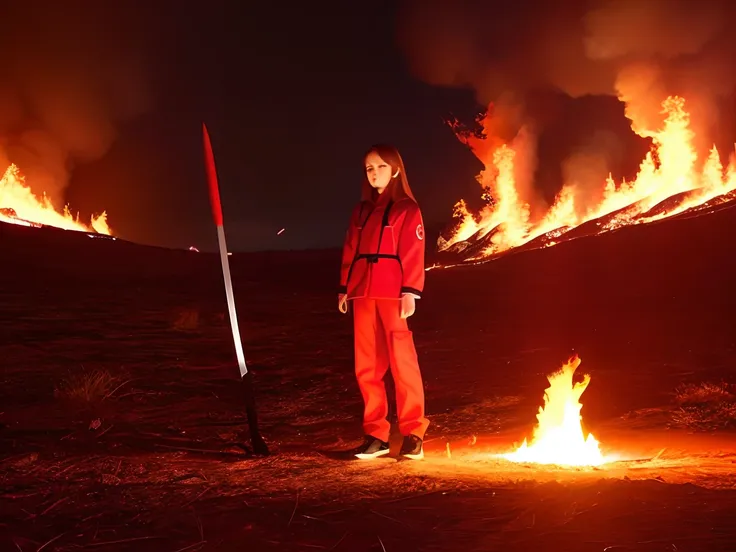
[{"left": 2, "top": 206, "right": 736, "bottom": 551}]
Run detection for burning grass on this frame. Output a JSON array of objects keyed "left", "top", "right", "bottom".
[
  {"left": 670, "top": 381, "right": 736, "bottom": 431},
  {"left": 0, "top": 163, "right": 112, "bottom": 234},
  {"left": 440, "top": 95, "right": 736, "bottom": 265}
]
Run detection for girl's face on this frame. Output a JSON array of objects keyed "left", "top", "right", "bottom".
[{"left": 364, "top": 150, "right": 395, "bottom": 193}]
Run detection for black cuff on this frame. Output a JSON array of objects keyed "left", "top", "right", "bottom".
[
  {"left": 401, "top": 286, "right": 422, "bottom": 298},
  {"left": 338, "top": 284, "right": 347, "bottom": 294}
]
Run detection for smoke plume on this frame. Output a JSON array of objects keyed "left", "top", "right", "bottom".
[
  {"left": 0, "top": 4, "right": 152, "bottom": 209},
  {"left": 396, "top": 0, "right": 736, "bottom": 170}
]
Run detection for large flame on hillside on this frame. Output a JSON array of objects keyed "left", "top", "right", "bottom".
[
  {"left": 0, "top": 164, "right": 111, "bottom": 235},
  {"left": 439, "top": 96, "right": 736, "bottom": 262},
  {"left": 501, "top": 355, "right": 614, "bottom": 467}
]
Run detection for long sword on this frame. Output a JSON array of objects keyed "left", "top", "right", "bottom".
[{"left": 202, "top": 123, "right": 269, "bottom": 455}]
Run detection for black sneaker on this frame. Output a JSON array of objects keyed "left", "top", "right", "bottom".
[
  {"left": 354, "top": 436, "right": 390, "bottom": 460},
  {"left": 399, "top": 434, "right": 424, "bottom": 460}
]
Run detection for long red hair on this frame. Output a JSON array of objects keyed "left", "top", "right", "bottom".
[{"left": 361, "top": 144, "right": 417, "bottom": 203}]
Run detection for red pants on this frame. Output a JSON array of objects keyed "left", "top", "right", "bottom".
[{"left": 352, "top": 298, "right": 429, "bottom": 442}]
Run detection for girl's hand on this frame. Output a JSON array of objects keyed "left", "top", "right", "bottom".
[
  {"left": 400, "top": 293, "right": 416, "bottom": 319},
  {"left": 338, "top": 294, "right": 348, "bottom": 314}
]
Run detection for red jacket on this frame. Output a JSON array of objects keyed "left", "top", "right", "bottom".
[{"left": 339, "top": 192, "right": 426, "bottom": 300}]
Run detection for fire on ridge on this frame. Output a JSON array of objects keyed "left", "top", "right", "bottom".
[
  {"left": 436, "top": 96, "right": 736, "bottom": 266},
  {"left": 0, "top": 164, "right": 111, "bottom": 235}
]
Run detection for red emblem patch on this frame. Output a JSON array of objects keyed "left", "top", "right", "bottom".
[{"left": 416, "top": 224, "right": 424, "bottom": 240}]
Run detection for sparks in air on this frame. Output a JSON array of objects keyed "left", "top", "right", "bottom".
[{"left": 439, "top": 96, "right": 736, "bottom": 263}]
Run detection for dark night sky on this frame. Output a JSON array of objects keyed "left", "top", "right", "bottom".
[{"left": 58, "top": 1, "right": 484, "bottom": 252}]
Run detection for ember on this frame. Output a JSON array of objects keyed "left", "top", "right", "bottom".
[
  {"left": 501, "top": 355, "right": 616, "bottom": 467},
  {"left": 0, "top": 164, "right": 112, "bottom": 235},
  {"left": 440, "top": 96, "right": 736, "bottom": 262}
]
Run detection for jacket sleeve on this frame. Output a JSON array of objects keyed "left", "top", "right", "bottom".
[
  {"left": 397, "top": 202, "right": 426, "bottom": 298},
  {"left": 339, "top": 203, "right": 363, "bottom": 294}
]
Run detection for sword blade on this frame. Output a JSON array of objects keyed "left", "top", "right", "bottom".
[{"left": 203, "top": 123, "right": 248, "bottom": 376}]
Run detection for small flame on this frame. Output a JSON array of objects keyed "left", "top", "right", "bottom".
[
  {"left": 501, "top": 355, "right": 614, "bottom": 467},
  {"left": 0, "top": 164, "right": 112, "bottom": 235}
]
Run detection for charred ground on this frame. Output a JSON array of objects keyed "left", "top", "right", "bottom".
[{"left": 1, "top": 207, "right": 736, "bottom": 551}]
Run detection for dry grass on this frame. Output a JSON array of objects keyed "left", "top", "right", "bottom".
[
  {"left": 172, "top": 308, "right": 200, "bottom": 331},
  {"left": 670, "top": 381, "right": 736, "bottom": 430},
  {"left": 54, "top": 368, "right": 127, "bottom": 403},
  {"left": 430, "top": 395, "right": 522, "bottom": 435},
  {"left": 674, "top": 381, "right": 735, "bottom": 405}
]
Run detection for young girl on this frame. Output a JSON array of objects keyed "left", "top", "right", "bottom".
[{"left": 338, "top": 144, "right": 429, "bottom": 460}]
